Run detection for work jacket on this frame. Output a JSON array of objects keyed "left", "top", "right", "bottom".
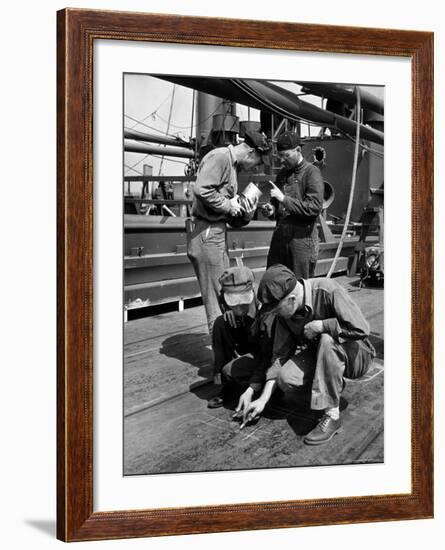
[
  {"left": 218, "top": 296, "right": 275, "bottom": 388},
  {"left": 192, "top": 145, "right": 238, "bottom": 223},
  {"left": 266, "top": 278, "right": 376, "bottom": 381},
  {"left": 271, "top": 158, "right": 324, "bottom": 237}
]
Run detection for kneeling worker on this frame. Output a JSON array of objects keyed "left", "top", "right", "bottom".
[
  {"left": 243, "top": 264, "right": 376, "bottom": 445},
  {"left": 209, "top": 266, "right": 272, "bottom": 413}
]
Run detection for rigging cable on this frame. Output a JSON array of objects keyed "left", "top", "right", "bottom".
[
  {"left": 124, "top": 164, "right": 144, "bottom": 175},
  {"left": 128, "top": 92, "right": 173, "bottom": 128},
  {"left": 125, "top": 153, "right": 151, "bottom": 172},
  {"left": 149, "top": 155, "right": 188, "bottom": 166},
  {"left": 158, "top": 85, "right": 177, "bottom": 175},
  {"left": 154, "top": 100, "right": 225, "bottom": 130},
  {"left": 124, "top": 114, "right": 178, "bottom": 137}
]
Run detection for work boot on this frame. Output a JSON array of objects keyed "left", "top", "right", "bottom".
[
  {"left": 304, "top": 414, "right": 343, "bottom": 445},
  {"left": 207, "top": 394, "right": 223, "bottom": 408},
  {"left": 207, "top": 382, "right": 236, "bottom": 409}
]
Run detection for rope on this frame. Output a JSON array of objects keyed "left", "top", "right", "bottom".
[
  {"left": 125, "top": 153, "right": 151, "bottom": 172},
  {"left": 154, "top": 100, "right": 225, "bottom": 129},
  {"left": 124, "top": 164, "right": 144, "bottom": 175},
  {"left": 327, "top": 87, "right": 362, "bottom": 278},
  {"left": 124, "top": 114, "right": 178, "bottom": 137},
  {"left": 158, "top": 85, "right": 177, "bottom": 175},
  {"left": 128, "top": 92, "right": 173, "bottom": 129}
]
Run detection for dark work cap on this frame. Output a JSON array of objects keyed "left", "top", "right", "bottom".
[
  {"left": 244, "top": 131, "right": 271, "bottom": 157},
  {"left": 219, "top": 266, "right": 255, "bottom": 307},
  {"left": 276, "top": 131, "right": 301, "bottom": 152},
  {"left": 257, "top": 264, "right": 297, "bottom": 305}
]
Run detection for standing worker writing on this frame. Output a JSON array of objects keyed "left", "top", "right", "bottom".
[
  {"left": 187, "top": 131, "right": 270, "bottom": 344},
  {"left": 264, "top": 132, "right": 324, "bottom": 278}
]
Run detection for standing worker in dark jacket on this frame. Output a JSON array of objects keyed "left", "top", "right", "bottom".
[
  {"left": 264, "top": 132, "right": 324, "bottom": 278},
  {"left": 187, "top": 131, "right": 270, "bottom": 340},
  {"left": 243, "top": 264, "right": 376, "bottom": 445}
]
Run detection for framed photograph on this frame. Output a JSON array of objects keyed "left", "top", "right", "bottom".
[{"left": 57, "top": 8, "right": 433, "bottom": 542}]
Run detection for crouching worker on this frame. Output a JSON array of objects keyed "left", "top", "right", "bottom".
[
  {"left": 208, "top": 266, "right": 272, "bottom": 413},
  {"left": 243, "top": 264, "right": 376, "bottom": 445}
]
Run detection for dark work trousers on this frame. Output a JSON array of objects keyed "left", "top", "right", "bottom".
[
  {"left": 212, "top": 315, "right": 264, "bottom": 390},
  {"left": 267, "top": 222, "right": 319, "bottom": 278},
  {"left": 187, "top": 219, "right": 229, "bottom": 337},
  {"left": 276, "top": 334, "right": 373, "bottom": 410}
]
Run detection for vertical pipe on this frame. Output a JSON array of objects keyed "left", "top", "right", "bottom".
[
  {"left": 190, "top": 89, "right": 195, "bottom": 142},
  {"left": 196, "top": 92, "right": 222, "bottom": 145},
  {"left": 143, "top": 164, "right": 153, "bottom": 200}
]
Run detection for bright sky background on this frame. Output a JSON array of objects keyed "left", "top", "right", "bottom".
[
  {"left": 124, "top": 74, "right": 265, "bottom": 181},
  {"left": 123, "top": 75, "right": 383, "bottom": 187}
]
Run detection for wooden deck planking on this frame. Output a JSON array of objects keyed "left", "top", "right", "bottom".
[
  {"left": 124, "top": 361, "right": 383, "bottom": 475},
  {"left": 124, "top": 307, "right": 212, "bottom": 415},
  {"left": 123, "top": 276, "right": 384, "bottom": 475}
]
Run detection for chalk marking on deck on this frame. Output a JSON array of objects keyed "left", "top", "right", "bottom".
[
  {"left": 241, "top": 424, "right": 262, "bottom": 441},
  {"left": 199, "top": 419, "right": 230, "bottom": 432},
  {"left": 173, "top": 413, "right": 200, "bottom": 429},
  {"left": 200, "top": 416, "right": 261, "bottom": 441},
  {"left": 203, "top": 413, "right": 231, "bottom": 425},
  {"left": 208, "top": 411, "right": 264, "bottom": 440}
]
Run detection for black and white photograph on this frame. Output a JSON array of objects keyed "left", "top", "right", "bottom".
[{"left": 123, "top": 74, "right": 384, "bottom": 476}]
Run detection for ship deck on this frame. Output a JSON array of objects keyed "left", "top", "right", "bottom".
[{"left": 123, "top": 275, "right": 384, "bottom": 476}]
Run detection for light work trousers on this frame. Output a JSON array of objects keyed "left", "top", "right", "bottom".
[
  {"left": 276, "top": 333, "right": 373, "bottom": 410},
  {"left": 187, "top": 219, "right": 229, "bottom": 337}
]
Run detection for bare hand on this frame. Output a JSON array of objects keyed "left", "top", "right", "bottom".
[
  {"left": 241, "top": 399, "right": 265, "bottom": 428},
  {"left": 228, "top": 196, "right": 242, "bottom": 216},
  {"left": 223, "top": 310, "right": 237, "bottom": 329},
  {"left": 270, "top": 187, "right": 285, "bottom": 202},
  {"left": 240, "top": 195, "right": 258, "bottom": 215},
  {"left": 303, "top": 320, "right": 324, "bottom": 340},
  {"left": 261, "top": 203, "right": 275, "bottom": 218},
  {"left": 234, "top": 388, "right": 254, "bottom": 419}
]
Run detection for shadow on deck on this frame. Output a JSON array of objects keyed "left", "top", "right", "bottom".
[{"left": 123, "top": 276, "right": 384, "bottom": 476}]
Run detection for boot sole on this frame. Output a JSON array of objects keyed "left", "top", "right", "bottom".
[
  {"left": 207, "top": 397, "right": 224, "bottom": 409},
  {"left": 304, "top": 425, "right": 343, "bottom": 446}
]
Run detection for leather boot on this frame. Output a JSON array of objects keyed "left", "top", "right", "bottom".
[{"left": 304, "top": 414, "right": 343, "bottom": 445}]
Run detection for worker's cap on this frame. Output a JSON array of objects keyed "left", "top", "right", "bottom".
[
  {"left": 276, "top": 131, "right": 301, "bottom": 152},
  {"left": 244, "top": 131, "right": 271, "bottom": 160},
  {"left": 219, "top": 267, "right": 255, "bottom": 307},
  {"left": 257, "top": 264, "right": 297, "bottom": 305}
]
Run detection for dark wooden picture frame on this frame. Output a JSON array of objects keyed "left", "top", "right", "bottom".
[{"left": 57, "top": 8, "right": 434, "bottom": 542}]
